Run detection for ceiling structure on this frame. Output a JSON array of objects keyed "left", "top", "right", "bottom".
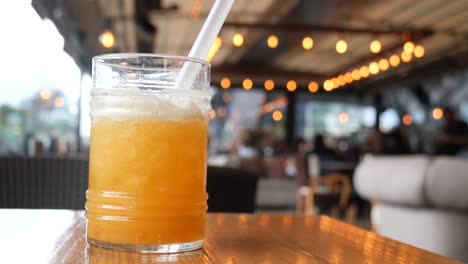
[{"left": 33, "top": 0, "right": 468, "bottom": 92}]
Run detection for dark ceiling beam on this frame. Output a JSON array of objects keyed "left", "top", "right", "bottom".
[{"left": 222, "top": 22, "right": 433, "bottom": 37}]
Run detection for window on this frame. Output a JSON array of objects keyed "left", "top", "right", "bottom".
[
  {"left": 209, "top": 87, "right": 286, "bottom": 153},
  {"left": 0, "top": 2, "right": 81, "bottom": 154}
]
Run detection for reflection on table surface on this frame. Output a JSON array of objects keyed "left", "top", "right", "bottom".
[
  {"left": 86, "top": 246, "right": 205, "bottom": 264},
  {"left": 0, "top": 210, "right": 460, "bottom": 264}
]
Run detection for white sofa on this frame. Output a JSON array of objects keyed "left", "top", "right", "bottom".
[{"left": 354, "top": 155, "right": 468, "bottom": 262}]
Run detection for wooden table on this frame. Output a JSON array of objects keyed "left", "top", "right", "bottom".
[{"left": 1, "top": 210, "right": 460, "bottom": 264}]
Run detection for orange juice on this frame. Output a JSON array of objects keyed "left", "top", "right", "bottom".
[{"left": 86, "top": 93, "right": 209, "bottom": 250}]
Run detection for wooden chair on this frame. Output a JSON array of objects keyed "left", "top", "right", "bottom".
[{"left": 296, "top": 174, "right": 357, "bottom": 224}]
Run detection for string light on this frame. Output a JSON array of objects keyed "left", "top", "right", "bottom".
[
  {"left": 233, "top": 33, "right": 244, "bottom": 47},
  {"left": 302, "top": 36, "right": 314, "bottom": 50},
  {"left": 403, "top": 41, "right": 415, "bottom": 53},
  {"left": 54, "top": 97, "right": 64, "bottom": 107},
  {"left": 344, "top": 72, "right": 353, "bottom": 83},
  {"left": 338, "top": 75, "right": 346, "bottom": 86},
  {"left": 209, "top": 109, "right": 216, "bottom": 119},
  {"left": 308, "top": 82, "right": 318, "bottom": 93},
  {"left": 370, "top": 40, "right": 382, "bottom": 53},
  {"left": 267, "top": 35, "right": 279, "bottom": 48},
  {"left": 360, "top": 66, "right": 370, "bottom": 78},
  {"left": 40, "top": 89, "right": 52, "bottom": 100},
  {"left": 389, "top": 54, "right": 401, "bottom": 67},
  {"left": 323, "top": 80, "right": 334, "bottom": 91},
  {"left": 264, "top": 80, "right": 275, "bottom": 91},
  {"left": 401, "top": 51, "right": 412, "bottom": 63},
  {"left": 272, "top": 110, "right": 283, "bottom": 122},
  {"left": 432, "top": 107, "right": 443, "bottom": 120},
  {"left": 220, "top": 77, "right": 231, "bottom": 89},
  {"left": 242, "top": 78, "right": 253, "bottom": 90},
  {"left": 332, "top": 78, "right": 339, "bottom": 89},
  {"left": 352, "top": 69, "right": 361, "bottom": 81},
  {"left": 99, "top": 30, "right": 115, "bottom": 48},
  {"left": 338, "top": 112, "right": 349, "bottom": 124},
  {"left": 414, "top": 45, "right": 425, "bottom": 58},
  {"left": 378, "top": 58, "right": 389, "bottom": 71},
  {"left": 369, "top": 62, "right": 380, "bottom": 75},
  {"left": 402, "top": 114, "right": 413, "bottom": 126},
  {"left": 286, "top": 80, "right": 297, "bottom": 92},
  {"left": 336, "top": 40, "right": 347, "bottom": 54}
]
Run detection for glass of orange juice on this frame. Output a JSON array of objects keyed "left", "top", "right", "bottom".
[{"left": 86, "top": 54, "right": 211, "bottom": 253}]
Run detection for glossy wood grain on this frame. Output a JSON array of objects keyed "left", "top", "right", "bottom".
[{"left": 0, "top": 210, "right": 461, "bottom": 264}]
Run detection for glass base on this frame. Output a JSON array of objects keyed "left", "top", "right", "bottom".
[{"left": 87, "top": 238, "right": 204, "bottom": 253}]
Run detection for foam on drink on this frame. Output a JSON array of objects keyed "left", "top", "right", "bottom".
[{"left": 90, "top": 88, "right": 210, "bottom": 120}]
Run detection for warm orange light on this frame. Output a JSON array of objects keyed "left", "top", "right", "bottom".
[
  {"left": 403, "top": 41, "right": 415, "bottom": 53},
  {"left": 336, "top": 40, "right": 347, "bottom": 54},
  {"left": 243, "top": 78, "right": 253, "bottom": 90},
  {"left": 338, "top": 112, "right": 349, "bottom": 124},
  {"left": 220, "top": 77, "right": 231, "bottom": 89},
  {"left": 209, "top": 109, "right": 216, "bottom": 119},
  {"left": 308, "top": 81, "right": 318, "bottom": 93},
  {"left": 286, "top": 80, "right": 297, "bottom": 92},
  {"left": 344, "top": 72, "right": 353, "bottom": 83},
  {"left": 68, "top": 105, "right": 78, "bottom": 115},
  {"left": 99, "top": 30, "right": 115, "bottom": 48},
  {"left": 370, "top": 40, "right": 382, "bottom": 53},
  {"left": 323, "top": 80, "right": 334, "bottom": 91},
  {"left": 414, "top": 45, "right": 425, "bottom": 58},
  {"left": 267, "top": 35, "right": 279, "bottom": 48},
  {"left": 389, "top": 54, "right": 400, "bottom": 67},
  {"left": 402, "top": 114, "right": 413, "bottom": 126},
  {"left": 432, "top": 107, "right": 443, "bottom": 120},
  {"left": 218, "top": 107, "right": 227, "bottom": 118},
  {"left": 332, "top": 78, "right": 339, "bottom": 89},
  {"left": 232, "top": 33, "right": 244, "bottom": 47},
  {"left": 378, "top": 58, "right": 389, "bottom": 71},
  {"left": 352, "top": 69, "right": 361, "bottom": 81},
  {"left": 272, "top": 110, "right": 283, "bottom": 122},
  {"left": 401, "top": 51, "right": 412, "bottom": 63},
  {"left": 369, "top": 62, "right": 380, "bottom": 75},
  {"left": 338, "top": 75, "right": 346, "bottom": 86},
  {"left": 40, "top": 89, "right": 52, "bottom": 100},
  {"left": 54, "top": 97, "right": 65, "bottom": 107},
  {"left": 264, "top": 80, "right": 275, "bottom": 91},
  {"left": 206, "top": 36, "right": 222, "bottom": 62},
  {"left": 360, "top": 66, "right": 370, "bottom": 78},
  {"left": 302, "top": 36, "right": 314, "bottom": 50}
]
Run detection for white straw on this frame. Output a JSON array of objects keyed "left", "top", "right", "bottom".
[{"left": 176, "top": 0, "right": 235, "bottom": 89}]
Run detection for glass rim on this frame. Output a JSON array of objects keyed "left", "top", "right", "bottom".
[{"left": 92, "top": 53, "right": 211, "bottom": 69}]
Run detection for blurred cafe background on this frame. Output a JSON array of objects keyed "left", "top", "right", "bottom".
[{"left": 1, "top": 0, "right": 468, "bottom": 261}]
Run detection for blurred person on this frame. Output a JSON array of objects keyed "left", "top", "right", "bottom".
[
  {"left": 310, "top": 134, "right": 336, "bottom": 158},
  {"left": 306, "top": 134, "right": 338, "bottom": 177},
  {"left": 363, "top": 128, "right": 410, "bottom": 155},
  {"left": 293, "top": 138, "right": 308, "bottom": 186},
  {"left": 384, "top": 128, "right": 411, "bottom": 154},
  {"left": 363, "top": 129, "right": 384, "bottom": 154},
  {"left": 227, "top": 128, "right": 266, "bottom": 176},
  {"left": 436, "top": 107, "right": 468, "bottom": 155}
]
